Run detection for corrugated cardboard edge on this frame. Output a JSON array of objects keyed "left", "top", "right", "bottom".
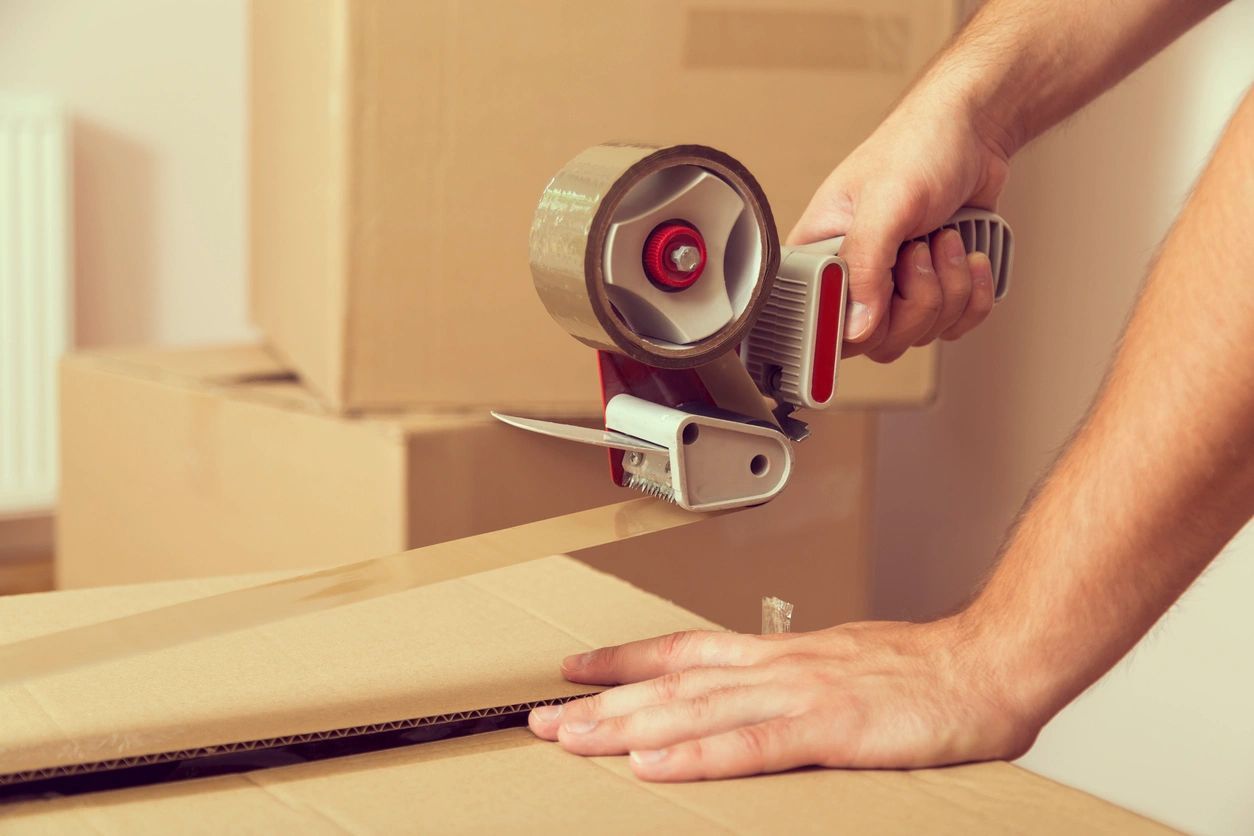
[{"left": 0, "top": 697, "right": 582, "bottom": 788}]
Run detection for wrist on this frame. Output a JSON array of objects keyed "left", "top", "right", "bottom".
[
  {"left": 905, "top": 64, "right": 1025, "bottom": 164},
  {"left": 950, "top": 600, "right": 1059, "bottom": 734}
]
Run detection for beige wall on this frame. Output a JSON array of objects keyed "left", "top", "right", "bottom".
[
  {"left": 0, "top": 0, "right": 254, "bottom": 348},
  {"left": 872, "top": 4, "right": 1253, "bottom": 833}
]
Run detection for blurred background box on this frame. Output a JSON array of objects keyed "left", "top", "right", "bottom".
[
  {"left": 57, "top": 345, "right": 873, "bottom": 630},
  {"left": 250, "top": 0, "right": 958, "bottom": 414},
  {"left": 56, "top": 344, "right": 622, "bottom": 588}
]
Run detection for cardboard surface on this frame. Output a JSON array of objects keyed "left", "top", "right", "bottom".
[
  {"left": 0, "top": 558, "right": 1165, "bottom": 833},
  {"left": 250, "top": 0, "right": 947, "bottom": 413},
  {"left": 0, "top": 558, "right": 715, "bottom": 777},
  {"left": 56, "top": 345, "right": 623, "bottom": 588},
  {"left": 58, "top": 345, "right": 875, "bottom": 633},
  {"left": 4, "top": 500, "right": 707, "bottom": 687}
]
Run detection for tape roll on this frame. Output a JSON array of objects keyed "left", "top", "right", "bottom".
[{"left": 530, "top": 143, "right": 780, "bottom": 369}]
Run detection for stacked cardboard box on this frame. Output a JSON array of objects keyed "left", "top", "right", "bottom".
[{"left": 250, "top": 0, "right": 953, "bottom": 412}]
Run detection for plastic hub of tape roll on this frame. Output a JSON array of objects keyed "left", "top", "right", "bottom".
[
  {"left": 642, "top": 220, "right": 706, "bottom": 291},
  {"left": 529, "top": 144, "right": 780, "bottom": 368}
]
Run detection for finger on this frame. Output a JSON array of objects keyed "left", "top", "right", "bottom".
[
  {"left": 628, "top": 719, "right": 815, "bottom": 782},
  {"left": 561, "top": 630, "right": 763, "bottom": 686},
  {"left": 941, "top": 251, "right": 995, "bottom": 340},
  {"left": 557, "top": 685, "right": 797, "bottom": 756},
  {"left": 865, "top": 242, "right": 942, "bottom": 363},
  {"left": 837, "top": 186, "right": 927, "bottom": 343},
  {"left": 913, "top": 229, "right": 973, "bottom": 346},
  {"left": 785, "top": 185, "right": 855, "bottom": 246},
  {"left": 530, "top": 664, "right": 779, "bottom": 739}
]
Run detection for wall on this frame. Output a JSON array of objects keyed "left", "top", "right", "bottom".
[
  {"left": 871, "top": 3, "right": 1253, "bottom": 833},
  {"left": 0, "top": 0, "right": 253, "bottom": 348}
]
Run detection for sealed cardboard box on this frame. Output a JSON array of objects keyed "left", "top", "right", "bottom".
[
  {"left": 0, "top": 554, "right": 1163, "bottom": 832},
  {"left": 58, "top": 345, "right": 874, "bottom": 630},
  {"left": 250, "top": 0, "right": 952, "bottom": 413}
]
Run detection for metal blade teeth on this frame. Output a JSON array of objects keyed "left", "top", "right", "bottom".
[{"left": 625, "top": 474, "right": 677, "bottom": 504}]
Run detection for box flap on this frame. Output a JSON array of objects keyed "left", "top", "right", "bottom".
[{"left": 0, "top": 556, "right": 716, "bottom": 778}]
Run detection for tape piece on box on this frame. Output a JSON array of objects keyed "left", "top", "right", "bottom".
[{"left": 0, "top": 499, "right": 713, "bottom": 687}]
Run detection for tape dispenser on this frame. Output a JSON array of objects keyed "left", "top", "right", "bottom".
[{"left": 494, "top": 144, "right": 1013, "bottom": 512}]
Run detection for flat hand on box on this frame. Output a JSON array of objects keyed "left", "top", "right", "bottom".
[{"left": 528, "top": 621, "right": 1040, "bottom": 782}]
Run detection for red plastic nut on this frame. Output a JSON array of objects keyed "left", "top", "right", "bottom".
[{"left": 642, "top": 221, "right": 706, "bottom": 290}]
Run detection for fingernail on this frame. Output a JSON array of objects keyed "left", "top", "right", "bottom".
[
  {"left": 562, "top": 652, "right": 592, "bottom": 670},
  {"left": 942, "top": 230, "right": 966, "bottom": 265},
  {"left": 562, "top": 720, "right": 597, "bottom": 735},
  {"left": 845, "top": 301, "right": 871, "bottom": 339},
  {"left": 630, "top": 749, "right": 668, "bottom": 765},
  {"left": 970, "top": 252, "right": 992, "bottom": 285},
  {"left": 912, "top": 242, "right": 933, "bottom": 273},
  {"left": 531, "top": 704, "right": 562, "bottom": 723}
]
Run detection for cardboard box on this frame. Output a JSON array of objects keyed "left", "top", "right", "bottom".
[
  {"left": 0, "top": 555, "right": 1162, "bottom": 832},
  {"left": 57, "top": 345, "right": 621, "bottom": 588},
  {"left": 250, "top": 0, "right": 951, "bottom": 413},
  {"left": 59, "top": 345, "right": 875, "bottom": 632}
]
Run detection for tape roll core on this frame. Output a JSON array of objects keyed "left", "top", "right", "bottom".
[{"left": 530, "top": 144, "right": 779, "bottom": 369}]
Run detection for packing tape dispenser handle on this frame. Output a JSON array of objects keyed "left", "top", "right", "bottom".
[{"left": 783, "top": 207, "right": 1014, "bottom": 301}]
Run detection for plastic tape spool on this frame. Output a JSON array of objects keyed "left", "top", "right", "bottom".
[{"left": 530, "top": 143, "right": 781, "bottom": 369}]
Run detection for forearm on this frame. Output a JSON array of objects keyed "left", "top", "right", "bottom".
[
  {"left": 914, "top": 0, "right": 1228, "bottom": 156},
  {"left": 967, "top": 90, "right": 1254, "bottom": 723}
]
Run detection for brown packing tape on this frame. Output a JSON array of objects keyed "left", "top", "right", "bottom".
[
  {"left": 0, "top": 500, "right": 711, "bottom": 688},
  {"left": 529, "top": 143, "right": 780, "bottom": 369},
  {"left": 695, "top": 352, "right": 781, "bottom": 428}
]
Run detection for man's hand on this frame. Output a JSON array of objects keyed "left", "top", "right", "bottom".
[
  {"left": 527, "top": 621, "right": 1038, "bottom": 782},
  {"left": 787, "top": 93, "right": 1010, "bottom": 363},
  {"left": 788, "top": 0, "right": 1225, "bottom": 363}
]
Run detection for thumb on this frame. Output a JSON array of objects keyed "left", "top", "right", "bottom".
[{"left": 836, "top": 187, "right": 925, "bottom": 343}]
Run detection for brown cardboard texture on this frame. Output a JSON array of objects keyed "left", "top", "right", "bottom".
[
  {"left": 0, "top": 557, "right": 1163, "bottom": 833},
  {"left": 56, "top": 344, "right": 621, "bottom": 588},
  {"left": 4, "top": 500, "right": 707, "bottom": 686},
  {"left": 58, "top": 345, "right": 875, "bottom": 634},
  {"left": 250, "top": 0, "right": 945, "bottom": 413}
]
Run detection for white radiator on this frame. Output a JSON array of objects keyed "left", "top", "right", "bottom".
[{"left": 0, "top": 96, "right": 70, "bottom": 514}]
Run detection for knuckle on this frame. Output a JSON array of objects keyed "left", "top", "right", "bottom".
[
  {"left": 594, "top": 643, "right": 621, "bottom": 670},
  {"left": 969, "top": 288, "right": 995, "bottom": 316},
  {"left": 651, "top": 672, "right": 684, "bottom": 702},
  {"left": 657, "top": 630, "right": 696, "bottom": 664},
  {"left": 735, "top": 724, "right": 773, "bottom": 763},
  {"left": 685, "top": 692, "right": 716, "bottom": 723},
  {"left": 574, "top": 693, "right": 603, "bottom": 716},
  {"left": 602, "top": 712, "right": 632, "bottom": 735},
  {"left": 916, "top": 287, "right": 944, "bottom": 315}
]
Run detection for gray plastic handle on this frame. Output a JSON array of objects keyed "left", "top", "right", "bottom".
[{"left": 786, "top": 208, "right": 1013, "bottom": 301}]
